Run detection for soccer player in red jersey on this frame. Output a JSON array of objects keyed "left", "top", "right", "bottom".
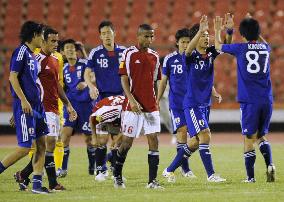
[
  {"left": 15, "top": 26, "right": 77, "bottom": 191},
  {"left": 112, "top": 24, "right": 163, "bottom": 189}
]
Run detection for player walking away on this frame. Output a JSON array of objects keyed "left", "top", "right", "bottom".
[
  {"left": 56, "top": 39, "right": 95, "bottom": 177},
  {"left": 112, "top": 24, "right": 163, "bottom": 189},
  {"left": 162, "top": 14, "right": 233, "bottom": 183},
  {"left": 14, "top": 26, "right": 77, "bottom": 191},
  {"left": 157, "top": 28, "right": 196, "bottom": 179},
  {"left": 84, "top": 20, "right": 126, "bottom": 179},
  {"left": 214, "top": 14, "right": 275, "bottom": 183},
  {"left": 0, "top": 21, "right": 50, "bottom": 194},
  {"left": 90, "top": 95, "right": 125, "bottom": 181}
]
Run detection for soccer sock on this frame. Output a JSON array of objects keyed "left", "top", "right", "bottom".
[
  {"left": 199, "top": 144, "right": 215, "bottom": 177},
  {"left": 54, "top": 141, "right": 64, "bottom": 170},
  {"left": 32, "top": 175, "right": 42, "bottom": 190},
  {"left": 20, "top": 156, "right": 33, "bottom": 179},
  {"left": 0, "top": 162, "right": 6, "bottom": 174},
  {"left": 148, "top": 151, "right": 159, "bottom": 183},
  {"left": 45, "top": 151, "right": 58, "bottom": 188},
  {"left": 95, "top": 145, "right": 107, "bottom": 174},
  {"left": 244, "top": 150, "right": 256, "bottom": 180},
  {"left": 110, "top": 149, "right": 118, "bottom": 168},
  {"left": 107, "top": 151, "right": 113, "bottom": 164},
  {"left": 167, "top": 144, "right": 193, "bottom": 172},
  {"left": 87, "top": 146, "right": 96, "bottom": 172},
  {"left": 113, "top": 150, "right": 127, "bottom": 177},
  {"left": 177, "top": 142, "right": 190, "bottom": 173},
  {"left": 259, "top": 141, "right": 273, "bottom": 167},
  {"left": 62, "top": 146, "right": 70, "bottom": 171}
]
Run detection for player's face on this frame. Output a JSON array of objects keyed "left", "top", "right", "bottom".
[
  {"left": 63, "top": 43, "right": 77, "bottom": 60},
  {"left": 138, "top": 30, "right": 154, "bottom": 49},
  {"left": 32, "top": 33, "right": 43, "bottom": 48},
  {"left": 99, "top": 26, "right": 115, "bottom": 46},
  {"left": 177, "top": 37, "right": 190, "bottom": 53},
  {"left": 43, "top": 34, "right": 59, "bottom": 53},
  {"left": 198, "top": 31, "right": 209, "bottom": 48}
]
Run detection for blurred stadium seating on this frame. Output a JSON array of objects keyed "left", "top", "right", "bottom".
[{"left": 0, "top": 0, "right": 283, "bottom": 111}]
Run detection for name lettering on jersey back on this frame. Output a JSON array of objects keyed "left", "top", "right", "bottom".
[{"left": 248, "top": 44, "right": 266, "bottom": 50}]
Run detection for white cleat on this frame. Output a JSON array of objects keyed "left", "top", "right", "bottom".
[
  {"left": 267, "top": 164, "right": 276, "bottom": 182},
  {"left": 146, "top": 180, "right": 164, "bottom": 189},
  {"left": 162, "top": 168, "right": 176, "bottom": 183},
  {"left": 95, "top": 172, "right": 107, "bottom": 182},
  {"left": 242, "top": 178, "right": 256, "bottom": 183},
  {"left": 207, "top": 174, "right": 226, "bottom": 182},
  {"left": 180, "top": 169, "right": 197, "bottom": 178},
  {"left": 113, "top": 176, "right": 126, "bottom": 189}
]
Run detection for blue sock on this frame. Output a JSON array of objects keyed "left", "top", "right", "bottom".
[
  {"left": 87, "top": 146, "right": 95, "bottom": 171},
  {"left": 177, "top": 143, "right": 190, "bottom": 173},
  {"left": 62, "top": 146, "right": 70, "bottom": 171},
  {"left": 107, "top": 151, "right": 113, "bottom": 162},
  {"left": 199, "top": 144, "right": 215, "bottom": 177},
  {"left": 0, "top": 162, "right": 6, "bottom": 174},
  {"left": 167, "top": 144, "right": 193, "bottom": 172},
  {"left": 32, "top": 175, "right": 42, "bottom": 190},
  {"left": 259, "top": 141, "right": 273, "bottom": 167},
  {"left": 244, "top": 150, "right": 256, "bottom": 180}
]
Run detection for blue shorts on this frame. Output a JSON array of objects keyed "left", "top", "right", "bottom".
[
  {"left": 240, "top": 102, "right": 272, "bottom": 136},
  {"left": 184, "top": 106, "right": 210, "bottom": 137},
  {"left": 170, "top": 109, "right": 187, "bottom": 134},
  {"left": 13, "top": 99, "right": 49, "bottom": 148},
  {"left": 63, "top": 100, "right": 93, "bottom": 135}
]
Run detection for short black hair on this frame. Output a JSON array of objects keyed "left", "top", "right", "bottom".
[
  {"left": 189, "top": 24, "right": 200, "bottom": 40},
  {"left": 175, "top": 28, "right": 190, "bottom": 45},
  {"left": 42, "top": 26, "right": 58, "bottom": 41},
  {"left": 61, "top": 39, "right": 76, "bottom": 50},
  {"left": 19, "top": 21, "right": 43, "bottom": 44},
  {"left": 138, "top": 24, "right": 154, "bottom": 32},
  {"left": 98, "top": 20, "right": 114, "bottom": 33},
  {"left": 239, "top": 18, "right": 260, "bottom": 41}
]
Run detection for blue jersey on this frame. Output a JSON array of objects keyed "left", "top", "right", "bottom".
[
  {"left": 183, "top": 46, "right": 219, "bottom": 108},
  {"left": 63, "top": 58, "right": 91, "bottom": 102},
  {"left": 222, "top": 42, "right": 273, "bottom": 103},
  {"left": 87, "top": 44, "right": 126, "bottom": 94},
  {"left": 10, "top": 44, "right": 42, "bottom": 104},
  {"left": 162, "top": 51, "right": 187, "bottom": 110}
]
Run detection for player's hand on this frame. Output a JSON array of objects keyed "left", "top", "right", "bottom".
[
  {"left": 213, "top": 92, "right": 222, "bottom": 104},
  {"left": 67, "top": 103, "right": 77, "bottom": 121},
  {"left": 214, "top": 16, "right": 223, "bottom": 31},
  {"left": 9, "top": 115, "right": 15, "bottom": 128},
  {"left": 21, "top": 99, "right": 33, "bottom": 115},
  {"left": 246, "top": 13, "right": 252, "bottom": 18},
  {"left": 200, "top": 15, "right": 209, "bottom": 32},
  {"left": 129, "top": 98, "right": 143, "bottom": 114},
  {"left": 89, "top": 87, "right": 99, "bottom": 100},
  {"left": 224, "top": 13, "right": 234, "bottom": 30},
  {"left": 76, "top": 82, "right": 87, "bottom": 90}
]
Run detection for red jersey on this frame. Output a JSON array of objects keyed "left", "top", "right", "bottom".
[
  {"left": 36, "top": 51, "right": 60, "bottom": 114},
  {"left": 119, "top": 46, "right": 161, "bottom": 112},
  {"left": 91, "top": 96, "right": 125, "bottom": 123}
]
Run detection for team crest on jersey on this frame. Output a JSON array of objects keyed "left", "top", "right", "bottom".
[
  {"left": 28, "top": 127, "right": 35, "bottom": 135},
  {"left": 175, "top": 117, "right": 180, "bottom": 124},
  {"left": 199, "top": 119, "right": 205, "bottom": 127}
]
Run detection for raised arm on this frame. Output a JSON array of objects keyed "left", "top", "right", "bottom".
[
  {"left": 214, "top": 16, "right": 224, "bottom": 51},
  {"left": 224, "top": 13, "right": 234, "bottom": 44}
]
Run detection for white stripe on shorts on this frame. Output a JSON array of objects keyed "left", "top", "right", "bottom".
[
  {"left": 190, "top": 108, "right": 200, "bottom": 133},
  {"left": 21, "top": 114, "right": 28, "bottom": 142}
]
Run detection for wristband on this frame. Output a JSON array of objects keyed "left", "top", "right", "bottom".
[{"left": 226, "top": 28, "right": 234, "bottom": 35}]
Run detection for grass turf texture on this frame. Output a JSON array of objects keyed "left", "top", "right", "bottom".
[{"left": 0, "top": 144, "right": 283, "bottom": 202}]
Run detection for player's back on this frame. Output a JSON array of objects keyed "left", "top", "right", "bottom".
[{"left": 222, "top": 42, "right": 273, "bottom": 104}]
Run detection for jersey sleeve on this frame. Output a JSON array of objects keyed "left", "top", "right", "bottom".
[
  {"left": 162, "top": 56, "right": 170, "bottom": 76},
  {"left": 87, "top": 49, "right": 96, "bottom": 70},
  {"left": 118, "top": 49, "right": 128, "bottom": 76},
  {"left": 207, "top": 46, "right": 220, "bottom": 59},
  {"left": 10, "top": 49, "right": 25, "bottom": 73},
  {"left": 221, "top": 44, "right": 241, "bottom": 56},
  {"left": 154, "top": 58, "right": 161, "bottom": 81}
]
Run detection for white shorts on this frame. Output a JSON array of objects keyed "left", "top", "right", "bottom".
[
  {"left": 121, "top": 111, "right": 160, "bottom": 138},
  {"left": 46, "top": 112, "right": 60, "bottom": 137},
  {"left": 96, "top": 123, "right": 120, "bottom": 135}
]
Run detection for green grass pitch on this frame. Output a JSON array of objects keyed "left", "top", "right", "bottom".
[{"left": 0, "top": 144, "right": 283, "bottom": 202}]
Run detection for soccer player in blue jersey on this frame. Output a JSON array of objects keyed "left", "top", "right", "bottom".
[
  {"left": 214, "top": 15, "right": 275, "bottom": 183},
  {"left": 84, "top": 20, "right": 126, "bottom": 181},
  {"left": 162, "top": 14, "right": 234, "bottom": 183},
  {"left": 0, "top": 21, "right": 50, "bottom": 194},
  {"left": 157, "top": 28, "right": 195, "bottom": 181},
  {"left": 55, "top": 39, "right": 95, "bottom": 177}
]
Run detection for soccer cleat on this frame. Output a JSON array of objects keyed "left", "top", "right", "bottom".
[
  {"left": 207, "top": 174, "right": 226, "bottom": 182},
  {"left": 266, "top": 164, "right": 276, "bottom": 182},
  {"left": 162, "top": 168, "right": 176, "bottom": 183},
  {"left": 14, "top": 171, "right": 30, "bottom": 191},
  {"left": 50, "top": 183, "right": 66, "bottom": 191},
  {"left": 242, "top": 178, "right": 256, "bottom": 183},
  {"left": 31, "top": 187, "right": 50, "bottom": 194},
  {"left": 113, "top": 176, "right": 126, "bottom": 189},
  {"left": 56, "top": 169, "right": 68, "bottom": 178},
  {"left": 180, "top": 169, "right": 197, "bottom": 178},
  {"left": 146, "top": 180, "right": 164, "bottom": 189},
  {"left": 95, "top": 172, "right": 107, "bottom": 182},
  {"left": 111, "top": 175, "right": 127, "bottom": 181},
  {"left": 102, "top": 170, "right": 109, "bottom": 177}
]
